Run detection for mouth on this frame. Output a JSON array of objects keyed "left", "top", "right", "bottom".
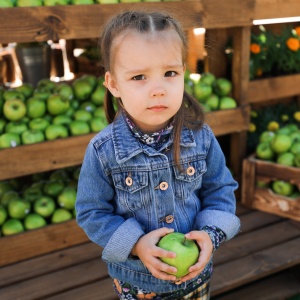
[{"left": 148, "top": 105, "right": 167, "bottom": 112}]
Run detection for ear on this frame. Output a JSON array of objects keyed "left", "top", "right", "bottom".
[{"left": 105, "top": 71, "right": 121, "bottom": 98}]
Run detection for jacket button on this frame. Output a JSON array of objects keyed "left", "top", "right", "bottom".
[
  {"left": 125, "top": 177, "right": 133, "bottom": 186},
  {"left": 165, "top": 215, "right": 174, "bottom": 223},
  {"left": 186, "top": 166, "right": 195, "bottom": 176},
  {"left": 159, "top": 182, "right": 169, "bottom": 190}
]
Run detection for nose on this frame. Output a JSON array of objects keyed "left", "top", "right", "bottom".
[{"left": 150, "top": 87, "right": 166, "bottom": 98}]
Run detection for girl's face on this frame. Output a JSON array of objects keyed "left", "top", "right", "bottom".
[{"left": 105, "top": 30, "right": 185, "bottom": 133}]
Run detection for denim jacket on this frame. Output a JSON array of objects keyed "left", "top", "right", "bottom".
[{"left": 76, "top": 112, "right": 240, "bottom": 293}]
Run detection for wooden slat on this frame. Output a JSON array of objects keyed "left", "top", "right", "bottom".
[
  {"left": 214, "top": 220, "right": 300, "bottom": 265},
  {"left": 212, "top": 267, "right": 300, "bottom": 300},
  {"left": 211, "top": 237, "right": 300, "bottom": 296},
  {"left": 0, "top": 0, "right": 256, "bottom": 44},
  {"left": 45, "top": 277, "right": 118, "bottom": 300},
  {"left": 0, "top": 133, "right": 95, "bottom": 181},
  {"left": 0, "top": 242, "right": 100, "bottom": 288},
  {"left": 246, "top": 74, "right": 300, "bottom": 104},
  {"left": 0, "top": 219, "right": 89, "bottom": 267},
  {"left": 254, "top": 0, "right": 300, "bottom": 20},
  {"left": 0, "top": 258, "right": 108, "bottom": 300},
  {"left": 206, "top": 106, "right": 250, "bottom": 136}
]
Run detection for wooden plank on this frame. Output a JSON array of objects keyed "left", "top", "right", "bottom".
[
  {"left": 254, "top": 0, "right": 300, "bottom": 20},
  {"left": 0, "top": 258, "right": 108, "bottom": 300},
  {"left": 211, "top": 237, "right": 300, "bottom": 296},
  {"left": 0, "top": 219, "right": 89, "bottom": 267},
  {"left": 0, "top": 1, "right": 255, "bottom": 44},
  {"left": 242, "top": 157, "right": 256, "bottom": 207},
  {"left": 45, "top": 277, "right": 118, "bottom": 300},
  {"left": 206, "top": 106, "right": 250, "bottom": 136},
  {"left": 246, "top": 74, "right": 300, "bottom": 104},
  {"left": 0, "top": 242, "right": 100, "bottom": 288},
  {"left": 214, "top": 220, "right": 300, "bottom": 265},
  {"left": 0, "top": 133, "right": 94, "bottom": 181},
  {"left": 212, "top": 267, "right": 300, "bottom": 300}
]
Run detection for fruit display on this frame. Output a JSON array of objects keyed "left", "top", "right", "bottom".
[
  {"left": 184, "top": 71, "right": 237, "bottom": 112},
  {"left": 0, "top": 74, "right": 107, "bottom": 149},
  {"left": 0, "top": 165, "right": 81, "bottom": 236}
]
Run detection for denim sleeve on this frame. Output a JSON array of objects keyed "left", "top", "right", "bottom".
[
  {"left": 195, "top": 131, "right": 240, "bottom": 240},
  {"left": 76, "top": 141, "right": 145, "bottom": 263}
]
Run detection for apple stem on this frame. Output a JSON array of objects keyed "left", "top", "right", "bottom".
[{"left": 183, "top": 237, "right": 187, "bottom": 246}]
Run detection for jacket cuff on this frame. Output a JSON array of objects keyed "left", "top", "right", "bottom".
[
  {"left": 102, "top": 218, "right": 145, "bottom": 262},
  {"left": 196, "top": 210, "right": 240, "bottom": 240}
]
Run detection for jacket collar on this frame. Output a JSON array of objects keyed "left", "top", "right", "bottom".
[{"left": 112, "top": 112, "right": 196, "bottom": 164}]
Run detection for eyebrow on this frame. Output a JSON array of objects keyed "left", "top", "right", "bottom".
[{"left": 124, "top": 64, "right": 183, "bottom": 75}]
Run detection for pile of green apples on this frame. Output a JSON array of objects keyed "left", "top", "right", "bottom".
[
  {"left": 184, "top": 71, "right": 237, "bottom": 112},
  {"left": 0, "top": 166, "right": 81, "bottom": 236},
  {"left": 255, "top": 123, "right": 300, "bottom": 167},
  {"left": 0, "top": 74, "right": 107, "bottom": 149}
]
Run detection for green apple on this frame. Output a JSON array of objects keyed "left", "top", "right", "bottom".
[
  {"left": 3, "top": 99, "right": 27, "bottom": 121},
  {"left": 276, "top": 152, "right": 295, "bottom": 167},
  {"left": 93, "top": 107, "right": 106, "bottom": 119},
  {"left": 290, "top": 192, "right": 300, "bottom": 199},
  {"left": 64, "top": 106, "right": 75, "bottom": 118},
  {"left": 8, "top": 198, "right": 30, "bottom": 219},
  {"left": 44, "top": 0, "right": 70, "bottom": 5},
  {"left": 276, "top": 127, "right": 291, "bottom": 135},
  {"left": 17, "top": 0, "right": 43, "bottom": 6},
  {"left": 3, "top": 89, "right": 25, "bottom": 102},
  {"left": 45, "top": 124, "right": 68, "bottom": 140},
  {"left": 72, "top": 78, "right": 94, "bottom": 101},
  {"left": 37, "top": 78, "right": 56, "bottom": 93},
  {"left": 73, "top": 109, "right": 93, "bottom": 122},
  {"left": 158, "top": 232, "right": 199, "bottom": 278},
  {"left": 43, "top": 180, "right": 65, "bottom": 197},
  {"left": 57, "top": 186, "right": 77, "bottom": 210},
  {"left": 289, "top": 131, "right": 300, "bottom": 144},
  {"left": 259, "top": 131, "right": 275, "bottom": 143},
  {"left": 5, "top": 120, "right": 28, "bottom": 135},
  {"left": 0, "top": 0, "right": 14, "bottom": 7},
  {"left": 51, "top": 208, "right": 73, "bottom": 223},
  {"left": 205, "top": 94, "right": 219, "bottom": 110},
  {"left": 72, "top": 166, "right": 81, "bottom": 181},
  {"left": 49, "top": 169, "right": 70, "bottom": 182},
  {"left": 33, "top": 89, "right": 51, "bottom": 101},
  {"left": 89, "top": 117, "right": 107, "bottom": 132},
  {"left": 200, "top": 73, "right": 216, "bottom": 86},
  {"left": 0, "top": 181, "right": 14, "bottom": 200},
  {"left": 272, "top": 180, "right": 294, "bottom": 196},
  {"left": 193, "top": 82, "right": 212, "bottom": 101},
  {"left": 91, "top": 84, "right": 106, "bottom": 106},
  {"left": 26, "top": 97, "right": 46, "bottom": 118},
  {"left": 80, "top": 101, "right": 97, "bottom": 113},
  {"left": 80, "top": 74, "right": 97, "bottom": 90},
  {"left": 1, "top": 190, "right": 19, "bottom": 206},
  {"left": 271, "top": 134, "right": 292, "bottom": 154},
  {"left": 256, "top": 142, "right": 274, "bottom": 160},
  {"left": 0, "top": 119, "right": 7, "bottom": 134},
  {"left": 2, "top": 219, "right": 24, "bottom": 236},
  {"left": 219, "top": 96, "right": 237, "bottom": 110},
  {"left": 21, "top": 129, "right": 44, "bottom": 145},
  {"left": 34, "top": 196, "right": 56, "bottom": 217},
  {"left": 0, "top": 132, "right": 21, "bottom": 148},
  {"left": 71, "top": 0, "right": 94, "bottom": 4},
  {"left": 294, "top": 153, "right": 300, "bottom": 167},
  {"left": 47, "top": 94, "right": 70, "bottom": 115},
  {"left": 69, "top": 120, "right": 90, "bottom": 136},
  {"left": 28, "top": 118, "right": 50, "bottom": 131},
  {"left": 213, "top": 78, "right": 232, "bottom": 96},
  {"left": 290, "top": 142, "right": 300, "bottom": 155},
  {"left": 95, "top": 0, "right": 119, "bottom": 3},
  {"left": 285, "top": 124, "right": 298, "bottom": 134},
  {"left": 52, "top": 115, "right": 72, "bottom": 126},
  {"left": 53, "top": 83, "right": 74, "bottom": 100},
  {"left": 23, "top": 185, "right": 43, "bottom": 203},
  {"left": 0, "top": 205, "right": 8, "bottom": 225},
  {"left": 24, "top": 213, "right": 47, "bottom": 230},
  {"left": 15, "top": 83, "right": 34, "bottom": 99}
]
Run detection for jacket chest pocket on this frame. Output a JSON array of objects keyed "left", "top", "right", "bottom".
[
  {"left": 112, "top": 171, "right": 149, "bottom": 211},
  {"left": 173, "top": 160, "right": 206, "bottom": 200}
]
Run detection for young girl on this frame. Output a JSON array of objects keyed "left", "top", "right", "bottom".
[{"left": 76, "top": 11, "right": 240, "bottom": 300}]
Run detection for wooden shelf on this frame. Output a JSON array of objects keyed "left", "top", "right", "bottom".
[
  {"left": 246, "top": 74, "right": 300, "bottom": 104},
  {"left": 0, "top": 0, "right": 255, "bottom": 44},
  {"left": 0, "top": 133, "right": 95, "bottom": 181}
]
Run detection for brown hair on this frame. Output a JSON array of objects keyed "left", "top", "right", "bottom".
[{"left": 99, "top": 11, "right": 205, "bottom": 168}]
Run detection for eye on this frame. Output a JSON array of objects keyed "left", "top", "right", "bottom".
[
  {"left": 165, "top": 71, "right": 177, "bottom": 77},
  {"left": 132, "top": 75, "right": 145, "bottom": 80}
]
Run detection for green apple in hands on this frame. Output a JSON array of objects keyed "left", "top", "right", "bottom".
[{"left": 158, "top": 232, "right": 200, "bottom": 278}]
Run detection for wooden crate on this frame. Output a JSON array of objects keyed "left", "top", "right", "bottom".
[
  {"left": 0, "top": 219, "right": 89, "bottom": 267},
  {"left": 242, "top": 155, "right": 300, "bottom": 221}
]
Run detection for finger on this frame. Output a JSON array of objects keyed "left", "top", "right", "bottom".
[
  {"left": 155, "top": 227, "right": 174, "bottom": 238},
  {"left": 155, "top": 246, "right": 177, "bottom": 259}
]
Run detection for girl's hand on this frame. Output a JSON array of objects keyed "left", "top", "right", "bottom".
[
  {"left": 180, "top": 230, "right": 213, "bottom": 283},
  {"left": 131, "top": 227, "right": 178, "bottom": 281}
]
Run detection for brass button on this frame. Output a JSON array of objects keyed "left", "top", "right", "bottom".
[
  {"left": 186, "top": 166, "right": 195, "bottom": 176},
  {"left": 159, "top": 182, "right": 169, "bottom": 190},
  {"left": 174, "top": 279, "right": 182, "bottom": 285},
  {"left": 125, "top": 177, "right": 133, "bottom": 186},
  {"left": 165, "top": 215, "right": 174, "bottom": 223}
]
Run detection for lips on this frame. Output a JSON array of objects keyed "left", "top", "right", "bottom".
[{"left": 148, "top": 105, "right": 167, "bottom": 112}]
